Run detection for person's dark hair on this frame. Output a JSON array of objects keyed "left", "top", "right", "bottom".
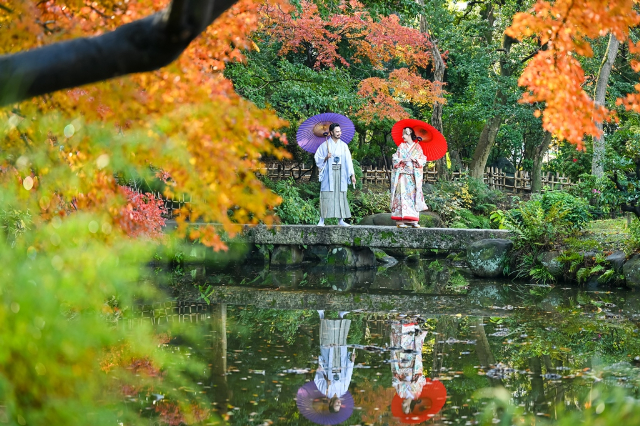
[
  {"left": 329, "top": 123, "right": 341, "bottom": 134},
  {"left": 404, "top": 127, "right": 418, "bottom": 142},
  {"left": 328, "top": 396, "right": 340, "bottom": 413}
]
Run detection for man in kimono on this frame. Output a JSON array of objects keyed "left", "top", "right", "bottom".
[
  {"left": 314, "top": 310, "right": 355, "bottom": 413},
  {"left": 314, "top": 123, "right": 356, "bottom": 227}
]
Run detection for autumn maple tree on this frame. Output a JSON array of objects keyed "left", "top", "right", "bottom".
[
  {"left": 0, "top": 0, "right": 293, "bottom": 424},
  {"left": 259, "top": 0, "right": 444, "bottom": 124},
  {"left": 506, "top": 0, "right": 640, "bottom": 149},
  {"left": 0, "top": 0, "right": 291, "bottom": 250}
]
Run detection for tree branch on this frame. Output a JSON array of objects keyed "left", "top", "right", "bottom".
[{"left": 0, "top": 0, "right": 238, "bottom": 106}]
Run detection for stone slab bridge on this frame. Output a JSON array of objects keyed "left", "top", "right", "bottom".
[
  {"left": 168, "top": 221, "right": 508, "bottom": 251},
  {"left": 166, "top": 222, "right": 510, "bottom": 268}
]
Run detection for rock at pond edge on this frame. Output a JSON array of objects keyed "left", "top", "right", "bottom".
[
  {"left": 270, "top": 245, "right": 304, "bottom": 267},
  {"left": 537, "top": 251, "right": 564, "bottom": 277},
  {"left": 623, "top": 254, "right": 640, "bottom": 288},
  {"left": 606, "top": 251, "right": 627, "bottom": 273},
  {"left": 325, "top": 246, "right": 377, "bottom": 269},
  {"left": 466, "top": 238, "right": 513, "bottom": 278}
]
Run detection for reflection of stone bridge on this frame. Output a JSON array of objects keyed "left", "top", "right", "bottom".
[{"left": 129, "top": 287, "right": 514, "bottom": 324}]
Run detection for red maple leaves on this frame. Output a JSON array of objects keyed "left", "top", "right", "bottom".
[{"left": 260, "top": 0, "right": 444, "bottom": 123}]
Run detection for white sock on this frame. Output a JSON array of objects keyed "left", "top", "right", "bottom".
[
  {"left": 317, "top": 310, "right": 325, "bottom": 319},
  {"left": 318, "top": 218, "right": 325, "bottom": 226},
  {"left": 339, "top": 219, "right": 350, "bottom": 226},
  {"left": 339, "top": 311, "right": 350, "bottom": 318}
]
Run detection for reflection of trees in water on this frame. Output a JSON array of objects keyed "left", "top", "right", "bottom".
[
  {"left": 210, "top": 304, "right": 229, "bottom": 417},
  {"left": 432, "top": 315, "right": 460, "bottom": 380},
  {"left": 147, "top": 296, "right": 640, "bottom": 424}
]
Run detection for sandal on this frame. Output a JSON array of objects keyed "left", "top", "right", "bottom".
[
  {"left": 397, "top": 223, "right": 408, "bottom": 228},
  {"left": 410, "top": 223, "right": 421, "bottom": 228}
]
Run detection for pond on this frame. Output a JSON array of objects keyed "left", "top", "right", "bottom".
[{"left": 136, "top": 257, "right": 640, "bottom": 425}]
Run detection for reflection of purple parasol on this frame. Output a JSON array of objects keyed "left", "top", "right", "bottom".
[
  {"left": 296, "top": 382, "right": 354, "bottom": 425},
  {"left": 296, "top": 113, "right": 356, "bottom": 154}
]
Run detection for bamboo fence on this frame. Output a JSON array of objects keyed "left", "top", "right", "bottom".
[
  {"left": 260, "top": 163, "right": 576, "bottom": 192},
  {"left": 130, "top": 165, "right": 575, "bottom": 220}
]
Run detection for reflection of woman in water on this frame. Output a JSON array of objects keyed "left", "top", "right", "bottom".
[
  {"left": 390, "top": 320, "right": 428, "bottom": 414},
  {"left": 297, "top": 310, "right": 355, "bottom": 425},
  {"left": 389, "top": 318, "right": 448, "bottom": 423}
]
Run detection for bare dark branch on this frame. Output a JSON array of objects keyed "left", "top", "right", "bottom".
[{"left": 0, "top": 0, "right": 238, "bottom": 106}]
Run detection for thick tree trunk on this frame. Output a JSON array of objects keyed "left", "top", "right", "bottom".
[
  {"left": 531, "top": 132, "right": 552, "bottom": 192},
  {"left": 0, "top": 0, "right": 238, "bottom": 106},
  {"left": 592, "top": 34, "right": 620, "bottom": 178},
  {"left": 470, "top": 115, "right": 502, "bottom": 179},
  {"left": 468, "top": 34, "right": 517, "bottom": 179},
  {"left": 418, "top": 3, "right": 448, "bottom": 179}
]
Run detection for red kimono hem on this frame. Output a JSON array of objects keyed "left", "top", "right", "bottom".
[{"left": 391, "top": 216, "right": 419, "bottom": 221}]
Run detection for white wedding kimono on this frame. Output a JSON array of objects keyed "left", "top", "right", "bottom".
[
  {"left": 314, "top": 139, "right": 354, "bottom": 219},
  {"left": 314, "top": 139, "right": 355, "bottom": 192},
  {"left": 314, "top": 346, "right": 354, "bottom": 398}
]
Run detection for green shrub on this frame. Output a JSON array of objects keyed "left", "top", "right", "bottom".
[
  {"left": 628, "top": 218, "right": 640, "bottom": 253},
  {"left": 499, "top": 198, "right": 571, "bottom": 251},
  {"left": 424, "top": 177, "right": 499, "bottom": 226},
  {"left": 424, "top": 183, "right": 469, "bottom": 225},
  {"left": 352, "top": 159, "right": 364, "bottom": 190},
  {"left": 540, "top": 191, "right": 592, "bottom": 230},
  {"left": 271, "top": 178, "right": 320, "bottom": 224},
  {"left": 450, "top": 208, "right": 491, "bottom": 229},
  {"left": 465, "top": 176, "right": 505, "bottom": 208},
  {"left": 349, "top": 190, "right": 391, "bottom": 223},
  {"left": 569, "top": 174, "right": 622, "bottom": 217}
]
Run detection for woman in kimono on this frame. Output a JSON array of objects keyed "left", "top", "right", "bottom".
[
  {"left": 390, "top": 127, "right": 428, "bottom": 228},
  {"left": 314, "top": 310, "right": 355, "bottom": 413},
  {"left": 390, "top": 319, "right": 428, "bottom": 414}
]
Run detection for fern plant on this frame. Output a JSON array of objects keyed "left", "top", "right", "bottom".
[
  {"left": 598, "top": 269, "right": 616, "bottom": 284},
  {"left": 576, "top": 267, "right": 591, "bottom": 283}
]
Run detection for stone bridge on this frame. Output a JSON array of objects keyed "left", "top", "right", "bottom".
[{"left": 168, "top": 222, "right": 509, "bottom": 251}]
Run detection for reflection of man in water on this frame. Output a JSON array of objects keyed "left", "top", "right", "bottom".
[
  {"left": 314, "top": 310, "right": 355, "bottom": 412},
  {"left": 390, "top": 320, "right": 428, "bottom": 414}
]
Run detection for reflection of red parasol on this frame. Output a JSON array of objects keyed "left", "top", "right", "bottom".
[
  {"left": 391, "top": 379, "right": 447, "bottom": 424},
  {"left": 391, "top": 119, "right": 447, "bottom": 161},
  {"left": 296, "top": 382, "right": 354, "bottom": 425}
]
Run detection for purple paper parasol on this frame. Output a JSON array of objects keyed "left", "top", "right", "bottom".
[
  {"left": 296, "top": 382, "right": 354, "bottom": 425},
  {"left": 296, "top": 113, "right": 356, "bottom": 154}
]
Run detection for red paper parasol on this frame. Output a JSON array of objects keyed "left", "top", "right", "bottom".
[
  {"left": 391, "top": 119, "right": 447, "bottom": 161},
  {"left": 391, "top": 379, "right": 447, "bottom": 424}
]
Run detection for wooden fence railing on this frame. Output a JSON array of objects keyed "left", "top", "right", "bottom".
[
  {"left": 260, "top": 163, "right": 577, "bottom": 192},
  {"left": 129, "top": 165, "right": 576, "bottom": 220}
]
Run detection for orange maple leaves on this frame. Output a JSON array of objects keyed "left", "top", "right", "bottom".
[
  {"left": 260, "top": 0, "right": 444, "bottom": 124},
  {"left": 357, "top": 69, "right": 445, "bottom": 123},
  {"left": 1, "top": 0, "right": 291, "bottom": 250},
  {"left": 507, "top": 0, "right": 640, "bottom": 149}
]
